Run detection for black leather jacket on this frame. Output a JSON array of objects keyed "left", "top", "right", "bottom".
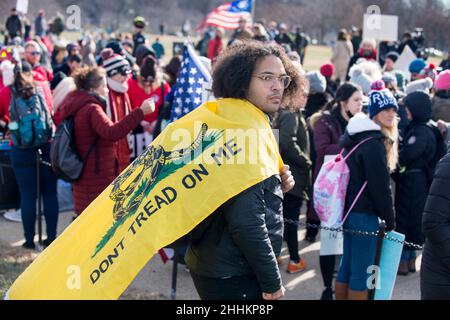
[{"left": 185, "top": 175, "right": 284, "bottom": 294}]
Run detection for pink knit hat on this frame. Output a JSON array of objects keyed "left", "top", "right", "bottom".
[{"left": 435, "top": 70, "right": 450, "bottom": 91}]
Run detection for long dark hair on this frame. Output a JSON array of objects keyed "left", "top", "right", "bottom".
[
  {"left": 12, "top": 66, "right": 36, "bottom": 100},
  {"left": 323, "top": 82, "right": 361, "bottom": 112}
]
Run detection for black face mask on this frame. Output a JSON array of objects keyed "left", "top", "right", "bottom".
[{"left": 346, "top": 110, "right": 354, "bottom": 119}]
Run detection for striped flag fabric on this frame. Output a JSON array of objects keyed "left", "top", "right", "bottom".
[
  {"left": 199, "top": 0, "right": 252, "bottom": 30},
  {"left": 169, "top": 43, "right": 212, "bottom": 123}
]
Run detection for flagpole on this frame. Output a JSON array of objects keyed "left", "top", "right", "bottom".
[{"left": 251, "top": 0, "right": 256, "bottom": 21}]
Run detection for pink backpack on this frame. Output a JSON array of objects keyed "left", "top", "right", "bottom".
[{"left": 313, "top": 138, "right": 372, "bottom": 228}]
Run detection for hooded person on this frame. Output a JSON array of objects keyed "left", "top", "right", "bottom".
[
  {"left": 346, "top": 38, "right": 377, "bottom": 79},
  {"left": 304, "top": 71, "right": 331, "bottom": 119},
  {"left": 335, "top": 89, "right": 398, "bottom": 300},
  {"left": 431, "top": 70, "right": 450, "bottom": 122},
  {"left": 409, "top": 58, "right": 427, "bottom": 81},
  {"left": 100, "top": 48, "right": 135, "bottom": 173},
  {"left": 405, "top": 77, "right": 434, "bottom": 96},
  {"left": 394, "top": 91, "right": 437, "bottom": 276}
]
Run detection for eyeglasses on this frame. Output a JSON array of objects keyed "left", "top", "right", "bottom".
[{"left": 252, "top": 74, "right": 291, "bottom": 88}]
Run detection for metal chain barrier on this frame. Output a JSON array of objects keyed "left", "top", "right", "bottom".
[{"left": 283, "top": 218, "right": 424, "bottom": 250}]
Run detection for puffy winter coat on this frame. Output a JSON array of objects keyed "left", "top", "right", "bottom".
[
  {"left": 421, "top": 151, "right": 450, "bottom": 300},
  {"left": 185, "top": 175, "right": 284, "bottom": 294},
  {"left": 55, "top": 90, "right": 144, "bottom": 214}
]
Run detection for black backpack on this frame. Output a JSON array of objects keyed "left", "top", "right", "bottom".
[
  {"left": 425, "top": 121, "right": 448, "bottom": 184},
  {"left": 50, "top": 116, "right": 97, "bottom": 182}
]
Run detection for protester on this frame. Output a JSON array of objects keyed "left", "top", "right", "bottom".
[
  {"left": 35, "top": 10, "right": 47, "bottom": 37},
  {"left": 347, "top": 38, "right": 377, "bottom": 79},
  {"left": 8, "top": 62, "right": 58, "bottom": 249},
  {"left": 127, "top": 55, "right": 171, "bottom": 157},
  {"left": 183, "top": 41, "right": 300, "bottom": 300},
  {"left": 151, "top": 38, "right": 165, "bottom": 60},
  {"left": 394, "top": 92, "right": 437, "bottom": 275},
  {"left": 52, "top": 53, "right": 83, "bottom": 77},
  {"left": 5, "top": 8, "right": 22, "bottom": 45},
  {"left": 99, "top": 49, "right": 136, "bottom": 174},
  {"left": 24, "top": 41, "right": 53, "bottom": 83},
  {"left": 331, "top": 29, "right": 354, "bottom": 84},
  {"left": 383, "top": 51, "right": 406, "bottom": 92},
  {"left": 132, "top": 16, "right": 147, "bottom": 56},
  {"left": 335, "top": 89, "right": 398, "bottom": 300},
  {"left": 228, "top": 17, "right": 254, "bottom": 45},
  {"left": 309, "top": 83, "right": 363, "bottom": 300},
  {"left": 273, "top": 74, "right": 311, "bottom": 274},
  {"left": 304, "top": 71, "right": 330, "bottom": 119},
  {"left": 409, "top": 58, "right": 427, "bottom": 82},
  {"left": 439, "top": 53, "right": 450, "bottom": 71},
  {"left": 54, "top": 67, "right": 155, "bottom": 216},
  {"left": 274, "top": 24, "right": 295, "bottom": 52},
  {"left": 431, "top": 70, "right": 450, "bottom": 122},
  {"left": 421, "top": 149, "right": 450, "bottom": 300},
  {"left": 207, "top": 28, "right": 224, "bottom": 62},
  {"left": 320, "top": 63, "right": 338, "bottom": 98},
  {"left": 293, "top": 26, "right": 310, "bottom": 65},
  {"left": 252, "top": 23, "right": 270, "bottom": 43}
]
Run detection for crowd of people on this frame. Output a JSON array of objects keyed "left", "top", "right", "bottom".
[{"left": 1, "top": 7, "right": 450, "bottom": 301}]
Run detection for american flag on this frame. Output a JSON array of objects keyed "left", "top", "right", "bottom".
[
  {"left": 169, "top": 43, "right": 212, "bottom": 122},
  {"left": 198, "top": 0, "right": 252, "bottom": 30}
]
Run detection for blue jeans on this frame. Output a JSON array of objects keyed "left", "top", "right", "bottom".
[
  {"left": 336, "top": 212, "right": 379, "bottom": 291},
  {"left": 10, "top": 144, "right": 59, "bottom": 244},
  {"left": 401, "top": 248, "right": 417, "bottom": 261}
]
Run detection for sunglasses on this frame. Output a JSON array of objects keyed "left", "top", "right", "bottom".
[{"left": 27, "top": 51, "right": 41, "bottom": 56}]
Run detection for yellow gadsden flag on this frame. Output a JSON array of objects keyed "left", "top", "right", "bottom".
[{"left": 8, "top": 98, "right": 283, "bottom": 300}]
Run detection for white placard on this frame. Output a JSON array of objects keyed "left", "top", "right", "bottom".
[
  {"left": 320, "top": 223, "right": 343, "bottom": 256},
  {"left": 363, "top": 14, "right": 398, "bottom": 42},
  {"left": 16, "top": 0, "right": 29, "bottom": 14},
  {"left": 394, "top": 45, "right": 416, "bottom": 81}
]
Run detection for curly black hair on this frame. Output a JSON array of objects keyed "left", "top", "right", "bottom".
[{"left": 212, "top": 41, "right": 302, "bottom": 106}]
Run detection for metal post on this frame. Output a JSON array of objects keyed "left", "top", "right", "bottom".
[
  {"left": 368, "top": 221, "right": 386, "bottom": 300},
  {"left": 171, "top": 248, "right": 179, "bottom": 300},
  {"left": 36, "top": 148, "right": 43, "bottom": 247}
]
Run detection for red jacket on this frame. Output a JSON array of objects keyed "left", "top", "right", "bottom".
[
  {"left": 127, "top": 78, "right": 171, "bottom": 123},
  {"left": 207, "top": 37, "right": 223, "bottom": 61},
  {"left": 56, "top": 90, "right": 144, "bottom": 214},
  {"left": 32, "top": 65, "right": 53, "bottom": 82}
]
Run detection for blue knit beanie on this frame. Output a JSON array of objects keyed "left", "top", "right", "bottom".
[
  {"left": 368, "top": 89, "right": 399, "bottom": 119},
  {"left": 409, "top": 58, "right": 427, "bottom": 74}
]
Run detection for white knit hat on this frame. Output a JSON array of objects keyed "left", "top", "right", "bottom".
[
  {"left": 0, "top": 60, "right": 15, "bottom": 87},
  {"left": 405, "top": 78, "right": 433, "bottom": 95},
  {"left": 52, "top": 77, "right": 76, "bottom": 112}
]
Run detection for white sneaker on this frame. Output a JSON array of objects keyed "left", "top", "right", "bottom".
[{"left": 3, "top": 209, "right": 22, "bottom": 222}]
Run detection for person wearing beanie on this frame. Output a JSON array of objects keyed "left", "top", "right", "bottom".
[
  {"left": 382, "top": 73, "right": 408, "bottom": 135},
  {"left": 304, "top": 71, "right": 331, "bottom": 119},
  {"left": 349, "top": 65, "right": 373, "bottom": 96},
  {"left": 370, "top": 79, "right": 385, "bottom": 91},
  {"left": 394, "top": 91, "right": 437, "bottom": 276},
  {"left": 336, "top": 89, "right": 398, "bottom": 300},
  {"left": 405, "top": 77, "right": 434, "bottom": 95},
  {"left": 309, "top": 82, "right": 363, "bottom": 300},
  {"left": 320, "top": 63, "right": 338, "bottom": 98},
  {"left": 133, "top": 16, "right": 147, "bottom": 56},
  {"left": 134, "top": 44, "right": 157, "bottom": 67},
  {"left": 127, "top": 55, "right": 171, "bottom": 158},
  {"left": 331, "top": 29, "right": 354, "bottom": 84},
  {"left": 346, "top": 38, "right": 377, "bottom": 80},
  {"left": 52, "top": 75, "right": 76, "bottom": 113},
  {"left": 100, "top": 48, "right": 135, "bottom": 173},
  {"left": 432, "top": 70, "right": 450, "bottom": 122},
  {"left": 383, "top": 51, "right": 406, "bottom": 91},
  {"left": 419, "top": 63, "right": 438, "bottom": 83},
  {"left": 409, "top": 58, "right": 427, "bottom": 81}
]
